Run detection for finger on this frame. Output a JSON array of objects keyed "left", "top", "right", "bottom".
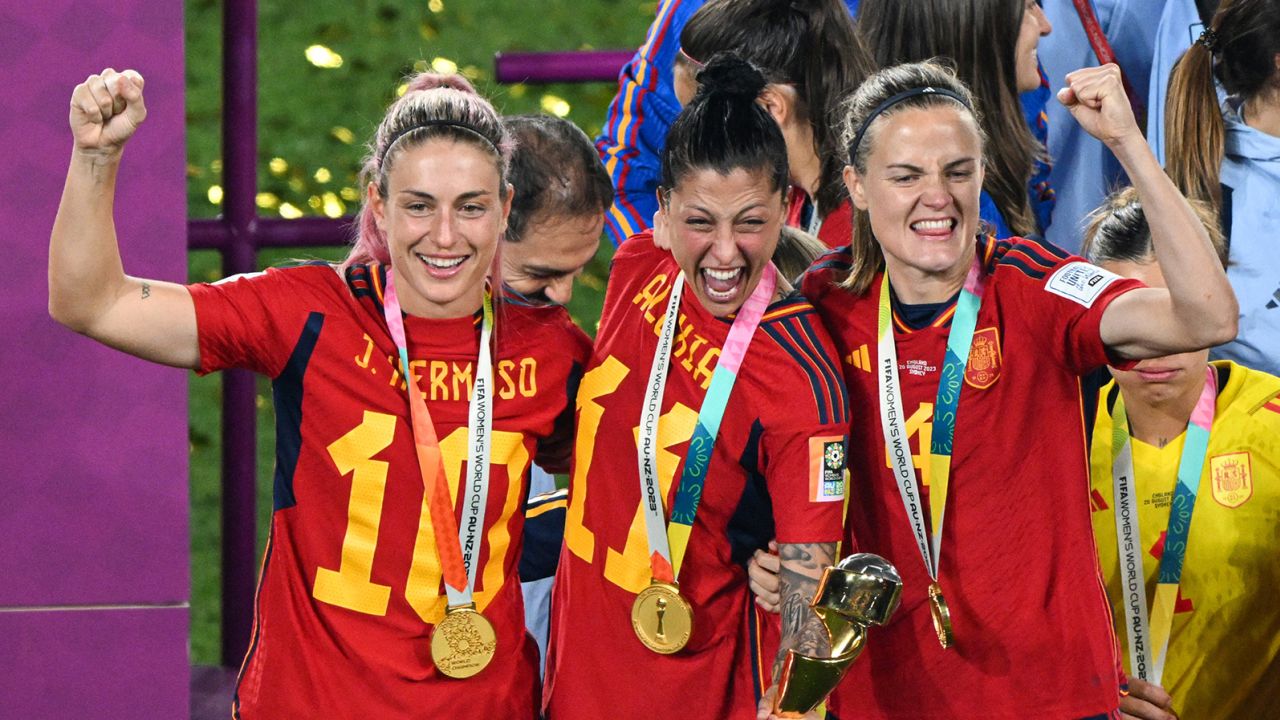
[
  {"left": 757, "top": 548, "right": 781, "bottom": 573},
  {"left": 1055, "top": 86, "right": 1077, "bottom": 106},
  {"left": 1128, "top": 678, "right": 1174, "bottom": 709},
  {"left": 70, "top": 79, "right": 103, "bottom": 122},
  {"left": 1119, "top": 693, "right": 1176, "bottom": 720},
  {"left": 117, "top": 70, "right": 148, "bottom": 125},
  {"left": 87, "top": 75, "right": 117, "bottom": 121},
  {"left": 768, "top": 539, "right": 779, "bottom": 553}
]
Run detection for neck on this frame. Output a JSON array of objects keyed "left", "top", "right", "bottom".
[
  {"left": 883, "top": 249, "right": 973, "bottom": 305},
  {"left": 1243, "top": 88, "right": 1280, "bottom": 138},
  {"left": 1121, "top": 369, "right": 1209, "bottom": 448},
  {"left": 794, "top": 154, "right": 822, "bottom": 205}
]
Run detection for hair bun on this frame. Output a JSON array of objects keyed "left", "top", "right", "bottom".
[{"left": 696, "top": 54, "right": 768, "bottom": 102}]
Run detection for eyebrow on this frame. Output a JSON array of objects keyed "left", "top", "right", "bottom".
[
  {"left": 683, "top": 202, "right": 768, "bottom": 217},
  {"left": 396, "top": 189, "right": 493, "bottom": 201},
  {"left": 522, "top": 263, "right": 574, "bottom": 277},
  {"left": 885, "top": 158, "right": 977, "bottom": 173}
]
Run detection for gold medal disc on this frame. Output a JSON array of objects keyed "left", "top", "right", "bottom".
[
  {"left": 431, "top": 606, "right": 497, "bottom": 678},
  {"left": 631, "top": 581, "right": 693, "bottom": 654},
  {"left": 928, "top": 582, "right": 955, "bottom": 649}
]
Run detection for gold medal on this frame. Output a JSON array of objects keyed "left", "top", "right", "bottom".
[
  {"left": 431, "top": 605, "right": 497, "bottom": 678},
  {"left": 928, "top": 582, "right": 955, "bottom": 649},
  {"left": 631, "top": 581, "right": 694, "bottom": 654}
]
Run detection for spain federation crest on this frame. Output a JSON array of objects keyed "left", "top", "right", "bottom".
[
  {"left": 1210, "top": 451, "right": 1253, "bottom": 508},
  {"left": 964, "top": 327, "right": 1002, "bottom": 389}
]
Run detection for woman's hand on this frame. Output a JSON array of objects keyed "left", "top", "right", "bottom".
[
  {"left": 70, "top": 69, "right": 147, "bottom": 157},
  {"left": 1119, "top": 678, "right": 1179, "bottom": 720},
  {"left": 748, "top": 540, "right": 782, "bottom": 612},
  {"left": 1057, "top": 64, "right": 1139, "bottom": 150}
]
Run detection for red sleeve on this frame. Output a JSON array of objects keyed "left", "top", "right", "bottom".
[
  {"left": 187, "top": 266, "right": 317, "bottom": 377},
  {"left": 533, "top": 310, "right": 593, "bottom": 474},
  {"left": 996, "top": 238, "right": 1144, "bottom": 374},
  {"left": 758, "top": 315, "right": 849, "bottom": 545}
]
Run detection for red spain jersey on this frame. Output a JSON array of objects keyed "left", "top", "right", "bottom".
[
  {"left": 544, "top": 234, "right": 848, "bottom": 720},
  {"left": 189, "top": 263, "right": 590, "bottom": 719},
  {"left": 802, "top": 237, "right": 1142, "bottom": 719}
]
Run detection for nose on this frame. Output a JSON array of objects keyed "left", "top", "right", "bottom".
[
  {"left": 1035, "top": 4, "right": 1051, "bottom": 35},
  {"left": 435, "top": 209, "right": 458, "bottom": 249},
  {"left": 920, "top": 173, "right": 951, "bottom": 209},
  {"left": 545, "top": 275, "right": 574, "bottom": 305},
  {"left": 708, "top": 225, "right": 738, "bottom": 265}
]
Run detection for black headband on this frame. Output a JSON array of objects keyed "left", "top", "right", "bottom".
[
  {"left": 847, "top": 86, "right": 972, "bottom": 162},
  {"left": 378, "top": 119, "right": 499, "bottom": 166}
]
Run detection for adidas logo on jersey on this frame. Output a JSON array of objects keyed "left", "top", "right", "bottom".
[{"left": 846, "top": 344, "right": 871, "bottom": 373}]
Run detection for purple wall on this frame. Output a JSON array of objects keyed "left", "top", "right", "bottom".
[{"left": 0, "top": 0, "right": 189, "bottom": 716}]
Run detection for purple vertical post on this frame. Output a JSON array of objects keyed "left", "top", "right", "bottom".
[{"left": 220, "top": 0, "right": 260, "bottom": 668}]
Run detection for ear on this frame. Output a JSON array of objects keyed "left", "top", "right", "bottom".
[
  {"left": 656, "top": 186, "right": 669, "bottom": 211},
  {"left": 499, "top": 182, "right": 515, "bottom": 237},
  {"left": 843, "top": 165, "right": 869, "bottom": 211},
  {"left": 367, "top": 182, "right": 387, "bottom": 231},
  {"left": 757, "top": 83, "right": 793, "bottom": 127}
]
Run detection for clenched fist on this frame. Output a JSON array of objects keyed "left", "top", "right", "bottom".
[{"left": 70, "top": 68, "right": 147, "bottom": 157}]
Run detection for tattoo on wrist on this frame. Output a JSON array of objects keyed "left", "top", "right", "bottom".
[
  {"left": 773, "top": 542, "right": 837, "bottom": 679},
  {"left": 141, "top": 282, "right": 151, "bottom": 299}
]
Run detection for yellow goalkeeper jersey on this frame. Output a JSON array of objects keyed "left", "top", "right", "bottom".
[{"left": 1090, "top": 360, "right": 1280, "bottom": 719}]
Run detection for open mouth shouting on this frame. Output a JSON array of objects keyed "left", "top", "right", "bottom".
[{"left": 701, "top": 266, "right": 745, "bottom": 304}]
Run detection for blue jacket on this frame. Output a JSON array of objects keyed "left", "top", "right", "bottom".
[{"left": 1212, "top": 100, "right": 1280, "bottom": 376}]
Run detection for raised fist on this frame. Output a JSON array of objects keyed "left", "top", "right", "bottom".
[
  {"left": 1057, "top": 64, "right": 1139, "bottom": 149},
  {"left": 70, "top": 68, "right": 147, "bottom": 156}
]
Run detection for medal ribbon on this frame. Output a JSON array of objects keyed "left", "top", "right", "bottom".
[
  {"left": 383, "top": 271, "right": 494, "bottom": 608},
  {"left": 876, "top": 255, "right": 986, "bottom": 585},
  {"left": 639, "top": 264, "right": 778, "bottom": 583},
  {"left": 1111, "top": 364, "right": 1216, "bottom": 684}
]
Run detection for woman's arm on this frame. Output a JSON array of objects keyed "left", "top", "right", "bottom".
[
  {"left": 757, "top": 541, "right": 835, "bottom": 720},
  {"left": 1059, "top": 64, "right": 1237, "bottom": 359},
  {"left": 49, "top": 69, "right": 199, "bottom": 369}
]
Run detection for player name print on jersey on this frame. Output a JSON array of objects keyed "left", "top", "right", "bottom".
[{"left": 1210, "top": 452, "right": 1253, "bottom": 508}]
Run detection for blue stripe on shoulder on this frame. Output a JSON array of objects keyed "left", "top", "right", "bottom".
[
  {"left": 763, "top": 319, "right": 832, "bottom": 425},
  {"left": 996, "top": 255, "right": 1049, "bottom": 280},
  {"left": 796, "top": 314, "right": 849, "bottom": 425}
]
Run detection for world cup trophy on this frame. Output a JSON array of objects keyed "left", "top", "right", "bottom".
[{"left": 772, "top": 553, "right": 903, "bottom": 717}]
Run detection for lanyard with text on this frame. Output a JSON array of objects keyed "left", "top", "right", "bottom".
[
  {"left": 1111, "top": 364, "right": 1216, "bottom": 685},
  {"left": 876, "top": 255, "right": 986, "bottom": 649},
  {"left": 630, "top": 263, "right": 777, "bottom": 654},
  {"left": 383, "top": 270, "right": 497, "bottom": 678}
]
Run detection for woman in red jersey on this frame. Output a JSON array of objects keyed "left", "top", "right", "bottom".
[
  {"left": 49, "top": 68, "right": 588, "bottom": 718},
  {"left": 799, "top": 61, "right": 1236, "bottom": 719},
  {"left": 544, "top": 56, "right": 849, "bottom": 720}
]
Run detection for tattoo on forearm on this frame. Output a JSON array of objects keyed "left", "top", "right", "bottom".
[
  {"left": 772, "top": 542, "right": 837, "bottom": 680},
  {"left": 141, "top": 282, "right": 151, "bottom": 299}
]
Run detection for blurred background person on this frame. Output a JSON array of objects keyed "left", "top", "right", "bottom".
[{"left": 1163, "top": 0, "right": 1280, "bottom": 376}]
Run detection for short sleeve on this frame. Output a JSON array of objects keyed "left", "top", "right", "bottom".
[
  {"left": 187, "top": 266, "right": 318, "bottom": 377},
  {"left": 757, "top": 313, "right": 850, "bottom": 545},
  {"left": 996, "top": 237, "right": 1144, "bottom": 375}
]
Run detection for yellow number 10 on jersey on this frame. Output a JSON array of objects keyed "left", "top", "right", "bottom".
[
  {"left": 312, "top": 410, "right": 529, "bottom": 624},
  {"left": 563, "top": 356, "right": 698, "bottom": 595}
]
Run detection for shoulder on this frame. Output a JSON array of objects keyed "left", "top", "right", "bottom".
[
  {"left": 987, "top": 235, "right": 1073, "bottom": 281},
  {"left": 799, "top": 245, "right": 854, "bottom": 304},
  {"left": 754, "top": 295, "right": 849, "bottom": 426},
  {"left": 193, "top": 261, "right": 343, "bottom": 304},
  {"left": 1223, "top": 362, "right": 1280, "bottom": 427},
  {"left": 501, "top": 302, "right": 592, "bottom": 362}
]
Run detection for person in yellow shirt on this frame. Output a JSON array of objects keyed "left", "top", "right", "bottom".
[{"left": 1082, "top": 188, "right": 1280, "bottom": 720}]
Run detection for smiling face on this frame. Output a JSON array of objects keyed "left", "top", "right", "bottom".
[
  {"left": 664, "top": 166, "right": 785, "bottom": 317},
  {"left": 1103, "top": 259, "right": 1210, "bottom": 403},
  {"left": 501, "top": 211, "right": 602, "bottom": 305},
  {"left": 369, "top": 138, "right": 510, "bottom": 318},
  {"left": 845, "top": 104, "right": 985, "bottom": 301},
  {"left": 1014, "top": 0, "right": 1052, "bottom": 93}
]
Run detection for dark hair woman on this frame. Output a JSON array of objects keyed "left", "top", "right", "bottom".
[
  {"left": 857, "top": 0, "right": 1053, "bottom": 239},
  {"left": 51, "top": 68, "right": 591, "bottom": 717},
  {"left": 801, "top": 60, "right": 1235, "bottom": 719},
  {"left": 675, "top": 0, "right": 876, "bottom": 248},
  {"left": 1164, "top": 0, "right": 1280, "bottom": 376},
  {"left": 545, "top": 56, "right": 850, "bottom": 720}
]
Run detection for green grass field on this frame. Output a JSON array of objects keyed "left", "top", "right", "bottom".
[{"left": 185, "top": 0, "right": 648, "bottom": 664}]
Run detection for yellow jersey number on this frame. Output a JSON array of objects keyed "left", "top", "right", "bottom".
[
  {"left": 562, "top": 356, "right": 698, "bottom": 594},
  {"left": 311, "top": 410, "right": 529, "bottom": 624}
]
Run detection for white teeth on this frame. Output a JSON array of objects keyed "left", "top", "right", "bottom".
[
  {"left": 911, "top": 219, "right": 953, "bottom": 231},
  {"left": 703, "top": 268, "right": 741, "bottom": 281},
  {"left": 418, "top": 254, "right": 465, "bottom": 269}
]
